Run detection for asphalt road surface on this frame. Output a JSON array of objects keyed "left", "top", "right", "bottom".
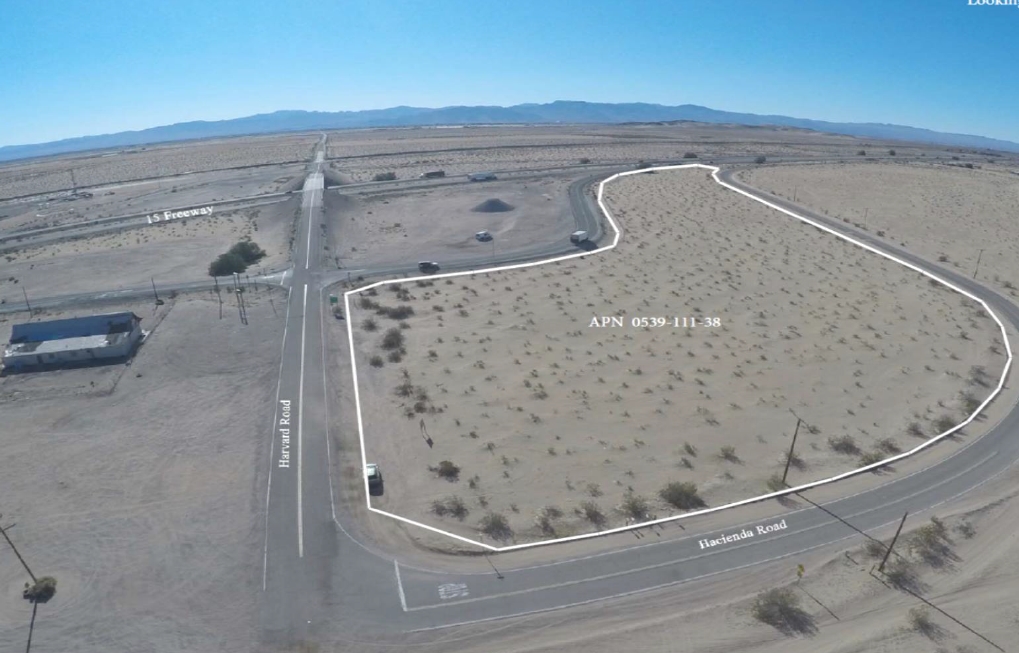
[{"left": 5, "top": 152, "right": 1018, "bottom": 645}]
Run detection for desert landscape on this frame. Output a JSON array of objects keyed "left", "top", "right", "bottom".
[
  {"left": 0, "top": 291, "right": 285, "bottom": 653},
  {"left": 349, "top": 167, "right": 1007, "bottom": 545},
  {"left": 738, "top": 161, "right": 1019, "bottom": 300}
]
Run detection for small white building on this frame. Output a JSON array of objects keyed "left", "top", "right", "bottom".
[{"left": 2, "top": 312, "right": 144, "bottom": 371}]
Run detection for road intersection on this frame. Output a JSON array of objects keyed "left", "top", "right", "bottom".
[{"left": 3, "top": 143, "right": 1016, "bottom": 643}]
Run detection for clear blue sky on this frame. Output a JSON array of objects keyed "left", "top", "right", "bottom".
[{"left": 1, "top": 0, "right": 1017, "bottom": 147}]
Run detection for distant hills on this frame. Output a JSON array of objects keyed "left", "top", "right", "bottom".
[{"left": 3, "top": 100, "right": 1018, "bottom": 162}]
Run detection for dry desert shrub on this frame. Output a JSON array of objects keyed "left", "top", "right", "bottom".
[
  {"left": 479, "top": 512, "right": 513, "bottom": 541},
  {"left": 658, "top": 481, "right": 705, "bottom": 510}
]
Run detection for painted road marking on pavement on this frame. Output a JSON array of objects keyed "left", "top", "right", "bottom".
[
  {"left": 395, "top": 560, "right": 408, "bottom": 612},
  {"left": 263, "top": 285, "right": 294, "bottom": 591},
  {"left": 437, "top": 583, "right": 470, "bottom": 600},
  {"left": 298, "top": 283, "right": 307, "bottom": 557}
]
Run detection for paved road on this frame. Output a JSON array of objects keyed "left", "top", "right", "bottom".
[{"left": 6, "top": 153, "right": 1017, "bottom": 642}]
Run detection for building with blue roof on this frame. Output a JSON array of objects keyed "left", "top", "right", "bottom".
[{"left": 2, "top": 312, "right": 144, "bottom": 371}]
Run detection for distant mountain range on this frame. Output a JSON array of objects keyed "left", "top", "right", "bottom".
[{"left": 3, "top": 100, "right": 1018, "bottom": 162}]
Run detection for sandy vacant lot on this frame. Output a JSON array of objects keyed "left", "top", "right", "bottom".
[
  {"left": 0, "top": 196, "right": 298, "bottom": 303},
  {"left": 0, "top": 133, "right": 318, "bottom": 200},
  {"left": 350, "top": 168, "right": 1006, "bottom": 545},
  {"left": 0, "top": 291, "right": 284, "bottom": 653},
  {"left": 739, "top": 162, "right": 1019, "bottom": 301},
  {"left": 325, "top": 176, "right": 576, "bottom": 270}
]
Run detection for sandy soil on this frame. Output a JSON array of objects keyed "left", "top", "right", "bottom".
[
  {"left": 0, "top": 164, "right": 305, "bottom": 235},
  {"left": 349, "top": 168, "right": 1006, "bottom": 545},
  {"left": 0, "top": 133, "right": 317, "bottom": 200},
  {"left": 0, "top": 196, "right": 299, "bottom": 303},
  {"left": 739, "top": 162, "right": 1019, "bottom": 301},
  {"left": 324, "top": 176, "right": 576, "bottom": 270},
  {"left": 0, "top": 291, "right": 284, "bottom": 653},
  {"left": 373, "top": 466, "right": 1019, "bottom": 653}
]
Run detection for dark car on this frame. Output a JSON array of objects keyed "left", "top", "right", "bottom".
[
  {"left": 366, "top": 464, "right": 383, "bottom": 489},
  {"left": 418, "top": 261, "right": 440, "bottom": 273}
]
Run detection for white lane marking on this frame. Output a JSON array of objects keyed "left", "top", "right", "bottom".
[
  {"left": 395, "top": 560, "right": 408, "bottom": 612},
  {"left": 298, "top": 283, "right": 308, "bottom": 557},
  {"left": 263, "top": 285, "right": 294, "bottom": 591},
  {"left": 405, "top": 452, "right": 1019, "bottom": 630},
  {"left": 319, "top": 285, "right": 337, "bottom": 524},
  {"left": 403, "top": 450, "right": 998, "bottom": 611}
]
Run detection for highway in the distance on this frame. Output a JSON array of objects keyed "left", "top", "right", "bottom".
[{"left": 4, "top": 149, "right": 1017, "bottom": 644}]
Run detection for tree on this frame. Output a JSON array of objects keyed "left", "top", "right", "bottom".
[
  {"left": 228, "top": 240, "right": 266, "bottom": 264},
  {"left": 208, "top": 252, "right": 247, "bottom": 277}
]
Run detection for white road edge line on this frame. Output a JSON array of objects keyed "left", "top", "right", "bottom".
[
  {"left": 319, "top": 286, "right": 338, "bottom": 524},
  {"left": 298, "top": 283, "right": 307, "bottom": 557},
  {"left": 344, "top": 163, "right": 1014, "bottom": 553},
  {"left": 263, "top": 285, "right": 294, "bottom": 591},
  {"left": 403, "top": 449, "right": 998, "bottom": 611},
  {"left": 395, "top": 560, "right": 408, "bottom": 612}
]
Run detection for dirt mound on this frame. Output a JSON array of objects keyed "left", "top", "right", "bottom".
[{"left": 472, "top": 198, "right": 515, "bottom": 213}]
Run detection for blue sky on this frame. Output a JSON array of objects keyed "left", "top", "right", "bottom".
[{"left": 1, "top": 0, "right": 1017, "bottom": 146}]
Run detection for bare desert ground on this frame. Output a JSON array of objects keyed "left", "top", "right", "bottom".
[
  {"left": 0, "top": 133, "right": 319, "bottom": 200},
  {"left": 324, "top": 175, "right": 576, "bottom": 270},
  {"left": 0, "top": 291, "right": 284, "bottom": 653},
  {"left": 738, "top": 161, "right": 1019, "bottom": 300},
  {"left": 376, "top": 465, "right": 1019, "bottom": 653},
  {"left": 0, "top": 196, "right": 298, "bottom": 303},
  {"left": 349, "top": 167, "right": 1006, "bottom": 545},
  {"left": 0, "top": 164, "right": 305, "bottom": 235}
]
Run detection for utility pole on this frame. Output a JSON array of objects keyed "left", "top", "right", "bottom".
[
  {"left": 150, "top": 277, "right": 160, "bottom": 303},
  {"left": 781, "top": 411, "right": 803, "bottom": 485},
  {"left": 973, "top": 249, "right": 984, "bottom": 279},
  {"left": 879, "top": 511, "right": 909, "bottom": 573},
  {"left": 484, "top": 553, "right": 504, "bottom": 579},
  {"left": 0, "top": 517, "right": 36, "bottom": 583},
  {"left": 22, "top": 287, "right": 32, "bottom": 317}
]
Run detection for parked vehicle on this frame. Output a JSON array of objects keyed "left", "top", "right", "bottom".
[
  {"left": 420, "top": 170, "right": 446, "bottom": 178},
  {"left": 570, "top": 230, "right": 589, "bottom": 244},
  {"left": 366, "top": 463, "right": 383, "bottom": 489},
  {"left": 467, "top": 172, "right": 497, "bottom": 182},
  {"left": 475, "top": 230, "right": 492, "bottom": 242},
  {"left": 418, "top": 261, "right": 440, "bottom": 273}
]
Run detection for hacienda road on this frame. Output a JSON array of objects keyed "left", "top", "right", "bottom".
[{"left": 304, "top": 165, "right": 1019, "bottom": 632}]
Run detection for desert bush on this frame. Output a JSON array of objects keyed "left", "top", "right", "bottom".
[
  {"left": 659, "top": 481, "right": 705, "bottom": 510},
  {"left": 828, "top": 435, "right": 860, "bottom": 455},
  {"left": 22, "top": 576, "right": 57, "bottom": 603},
  {"left": 580, "top": 500, "right": 606, "bottom": 527},
  {"left": 933, "top": 414, "right": 956, "bottom": 434},
  {"left": 387, "top": 350, "right": 403, "bottom": 363},
  {"left": 907, "top": 607, "right": 942, "bottom": 639},
  {"left": 683, "top": 442, "right": 697, "bottom": 457},
  {"left": 750, "top": 588, "right": 815, "bottom": 635},
  {"left": 534, "top": 505, "right": 563, "bottom": 535},
  {"left": 362, "top": 317, "right": 378, "bottom": 332},
  {"left": 907, "top": 421, "right": 925, "bottom": 437},
  {"left": 960, "top": 391, "right": 981, "bottom": 413},
  {"left": 380, "top": 305, "right": 415, "bottom": 320},
  {"left": 479, "top": 512, "right": 513, "bottom": 540},
  {"left": 578, "top": 157, "right": 592, "bottom": 164},
  {"left": 908, "top": 517, "right": 953, "bottom": 565},
  {"left": 373, "top": 171, "right": 397, "bottom": 181},
  {"left": 857, "top": 150, "right": 866, "bottom": 156},
  {"left": 620, "top": 492, "right": 650, "bottom": 521},
  {"left": 431, "top": 495, "right": 469, "bottom": 520},
  {"left": 882, "top": 558, "right": 921, "bottom": 591},
  {"left": 381, "top": 327, "right": 405, "bottom": 350},
  {"left": 369, "top": 355, "right": 384, "bottom": 368},
  {"left": 432, "top": 460, "right": 460, "bottom": 481},
  {"left": 889, "top": 149, "right": 896, "bottom": 156},
  {"left": 766, "top": 474, "right": 786, "bottom": 492},
  {"left": 859, "top": 450, "right": 885, "bottom": 467},
  {"left": 875, "top": 438, "right": 901, "bottom": 454},
  {"left": 719, "top": 445, "right": 739, "bottom": 462}
]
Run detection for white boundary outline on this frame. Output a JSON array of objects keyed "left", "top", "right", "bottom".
[{"left": 344, "top": 163, "right": 1013, "bottom": 553}]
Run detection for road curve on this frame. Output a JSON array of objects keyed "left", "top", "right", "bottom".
[{"left": 309, "top": 164, "right": 1019, "bottom": 633}]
